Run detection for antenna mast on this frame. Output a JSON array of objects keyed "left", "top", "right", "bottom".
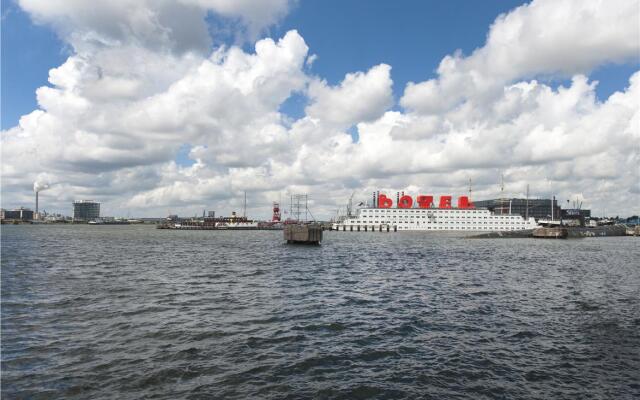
[
  {"left": 525, "top": 184, "right": 529, "bottom": 220},
  {"left": 500, "top": 174, "right": 505, "bottom": 215},
  {"left": 243, "top": 191, "right": 247, "bottom": 218}
]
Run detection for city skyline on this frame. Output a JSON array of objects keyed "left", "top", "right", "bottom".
[{"left": 2, "top": 0, "right": 639, "bottom": 219}]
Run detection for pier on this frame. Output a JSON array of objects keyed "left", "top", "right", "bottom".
[
  {"left": 284, "top": 224, "right": 323, "bottom": 244},
  {"left": 469, "top": 224, "right": 630, "bottom": 239},
  {"left": 532, "top": 226, "right": 568, "bottom": 239}
]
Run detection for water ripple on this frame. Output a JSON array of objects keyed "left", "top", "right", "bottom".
[{"left": 2, "top": 225, "right": 639, "bottom": 399}]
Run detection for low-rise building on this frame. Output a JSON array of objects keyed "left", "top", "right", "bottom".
[{"left": 1, "top": 207, "right": 35, "bottom": 221}]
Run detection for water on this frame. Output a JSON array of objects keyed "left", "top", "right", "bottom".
[{"left": 2, "top": 225, "right": 639, "bottom": 399}]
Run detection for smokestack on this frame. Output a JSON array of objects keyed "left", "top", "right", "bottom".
[{"left": 33, "top": 179, "right": 51, "bottom": 221}]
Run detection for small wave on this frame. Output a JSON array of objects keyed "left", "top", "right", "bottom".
[
  {"left": 524, "top": 370, "right": 551, "bottom": 382},
  {"left": 134, "top": 366, "right": 202, "bottom": 389},
  {"left": 573, "top": 301, "right": 600, "bottom": 311},
  {"left": 121, "top": 306, "right": 172, "bottom": 317},
  {"left": 292, "top": 322, "right": 346, "bottom": 332},
  {"left": 356, "top": 349, "right": 399, "bottom": 362},
  {"left": 245, "top": 334, "right": 305, "bottom": 348},
  {"left": 284, "top": 354, "right": 348, "bottom": 374},
  {"left": 469, "top": 290, "right": 496, "bottom": 296},
  {"left": 342, "top": 296, "right": 376, "bottom": 306},
  {"left": 189, "top": 330, "right": 230, "bottom": 342},
  {"left": 554, "top": 362, "right": 576, "bottom": 369},
  {"left": 510, "top": 330, "right": 539, "bottom": 339}
]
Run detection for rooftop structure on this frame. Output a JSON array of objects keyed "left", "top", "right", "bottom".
[{"left": 474, "top": 198, "right": 561, "bottom": 221}]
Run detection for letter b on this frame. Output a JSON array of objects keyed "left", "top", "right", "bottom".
[{"left": 378, "top": 194, "right": 393, "bottom": 208}]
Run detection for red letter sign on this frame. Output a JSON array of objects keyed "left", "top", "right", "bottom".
[
  {"left": 417, "top": 195, "right": 433, "bottom": 208},
  {"left": 439, "top": 195, "right": 452, "bottom": 209},
  {"left": 398, "top": 195, "right": 413, "bottom": 208},
  {"left": 378, "top": 194, "right": 393, "bottom": 208},
  {"left": 457, "top": 196, "right": 474, "bottom": 209}
]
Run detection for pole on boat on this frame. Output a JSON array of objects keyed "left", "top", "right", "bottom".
[
  {"left": 243, "top": 191, "right": 247, "bottom": 218},
  {"left": 526, "top": 184, "right": 529, "bottom": 220},
  {"left": 500, "top": 174, "right": 505, "bottom": 215}
]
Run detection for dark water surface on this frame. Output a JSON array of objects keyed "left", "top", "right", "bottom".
[{"left": 2, "top": 225, "right": 639, "bottom": 399}]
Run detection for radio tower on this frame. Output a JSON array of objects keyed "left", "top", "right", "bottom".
[{"left": 272, "top": 202, "right": 281, "bottom": 222}]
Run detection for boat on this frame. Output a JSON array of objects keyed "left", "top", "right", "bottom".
[
  {"left": 158, "top": 211, "right": 259, "bottom": 230},
  {"left": 213, "top": 211, "right": 258, "bottom": 229},
  {"left": 332, "top": 193, "right": 539, "bottom": 233},
  {"left": 88, "top": 218, "right": 130, "bottom": 225},
  {"left": 537, "top": 218, "right": 563, "bottom": 227},
  {"left": 215, "top": 221, "right": 259, "bottom": 229}
]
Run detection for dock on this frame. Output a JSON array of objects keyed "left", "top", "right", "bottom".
[
  {"left": 284, "top": 224, "right": 323, "bottom": 244},
  {"left": 470, "top": 224, "right": 629, "bottom": 239},
  {"left": 532, "top": 227, "right": 568, "bottom": 239},
  {"left": 626, "top": 225, "right": 640, "bottom": 236}
]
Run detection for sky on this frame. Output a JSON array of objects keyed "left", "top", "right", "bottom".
[{"left": 1, "top": 0, "right": 639, "bottom": 219}]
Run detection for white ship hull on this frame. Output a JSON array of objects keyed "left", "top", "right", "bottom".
[
  {"left": 332, "top": 207, "right": 538, "bottom": 233},
  {"left": 215, "top": 221, "right": 259, "bottom": 229}
]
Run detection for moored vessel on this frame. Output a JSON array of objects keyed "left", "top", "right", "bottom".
[{"left": 332, "top": 193, "right": 539, "bottom": 233}]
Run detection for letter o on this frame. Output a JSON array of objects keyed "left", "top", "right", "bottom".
[{"left": 398, "top": 195, "right": 413, "bottom": 208}]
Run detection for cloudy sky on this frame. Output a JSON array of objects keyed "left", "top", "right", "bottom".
[{"left": 2, "top": 0, "right": 639, "bottom": 219}]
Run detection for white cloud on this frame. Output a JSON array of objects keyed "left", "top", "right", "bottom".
[
  {"left": 18, "top": 0, "right": 292, "bottom": 53},
  {"left": 305, "top": 64, "right": 393, "bottom": 129},
  {"left": 181, "top": 0, "right": 292, "bottom": 39},
  {"left": 400, "top": 0, "right": 640, "bottom": 114},
  {"left": 305, "top": 53, "right": 318, "bottom": 67},
  {"left": 0, "top": 27, "right": 311, "bottom": 213}
]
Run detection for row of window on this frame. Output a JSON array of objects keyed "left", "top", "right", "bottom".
[
  {"left": 356, "top": 218, "right": 524, "bottom": 223},
  {"left": 364, "top": 209, "right": 486, "bottom": 214},
  {"left": 355, "top": 221, "right": 525, "bottom": 225},
  {"left": 360, "top": 215, "right": 521, "bottom": 220},
  {"left": 337, "top": 225, "right": 523, "bottom": 231},
  {"left": 361, "top": 211, "right": 520, "bottom": 219}
]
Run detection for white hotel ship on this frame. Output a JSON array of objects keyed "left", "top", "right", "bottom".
[{"left": 332, "top": 194, "right": 539, "bottom": 232}]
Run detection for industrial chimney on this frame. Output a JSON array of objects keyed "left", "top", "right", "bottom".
[{"left": 33, "top": 179, "right": 51, "bottom": 221}]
